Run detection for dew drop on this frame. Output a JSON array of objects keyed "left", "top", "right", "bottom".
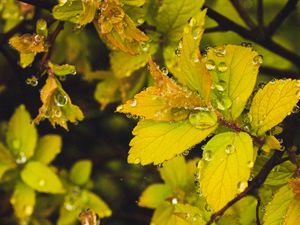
[
  {"left": 217, "top": 62, "right": 227, "bottom": 72},
  {"left": 247, "top": 160, "right": 254, "bottom": 168},
  {"left": 34, "top": 34, "right": 42, "bottom": 43},
  {"left": 292, "top": 105, "right": 300, "bottom": 113},
  {"left": 161, "top": 67, "right": 168, "bottom": 75},
  {"left": 65, "top": 202, "right": 76, "bottom": 211},
  {"left": 225, "top": 144, "right": 235, "bottom": 154},
  {"left": 182, "top": 150, "right": 189, "bottom": 156},
  {"left": 183, "top": 26, "right": 189, "bottom": 34},
  {"left": 171, "top": 198, "right": 178, "bottom": 205},
  {"left": 137, "top": 18, "right": 144, "bottom": 24},
  {"left": 253, "top": 55, "right": 263, "bottom": 65},
  {"left": 16, "top": 152, "right": 27, "bottom": 164},
  {"left": 214, "top": 46, "right": 226, "bottom": 56},
  {"left": 54, "top": 90, "right": 68, "bottom": 107},
  {"left": 175, "top": 49, "right": 181, "bottom": 56},
  {"left": 116, "top": 105, "right": 123, "bottom": 111},
  {"left": 203, "top": 150, "right": 212, "bottom": 161},
  {"left": 296, "top": 90, "right": 300, "bottom": 98},
  {"left": 206, "top": 60, "right": 215, "bottom": 71},
  {"left": 130, "top": 99, "right": 137, "bottom": 107},
  {"left": 189, "top": 18, "right": 196, "bottom": 26},
  {"left": 237, "top": 181, "right": 247, "bottom": 193},
  {"left": 192, "top": 27, "right": 201, "bottom": 40},
  {"left": 215, "top": 84, "right": 225, "bottom": 92},
  {"left": 270, "top": 78, "right": 276, "bottom": 84},
  {"left": 26, "top": 76, "right": 38, "bottom": 87},
  {"left": 140, "top": 42, "right": 149, "bottom": 52},
  {"left": 134, "top": 158, "right": 141, "bottom": 164}
]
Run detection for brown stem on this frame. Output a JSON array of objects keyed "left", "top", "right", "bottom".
[
  {"left": 257, "top": 0, "right": 264, "bottom": 27},
  {"left": 256, "top": 197, "right": 261, "bottom": 225},
  {"left": 266, "top": 0, "right": 299, "bottom": 36},
  {"left": 229, "top": 0, "right": 257, "bottom": 29}
]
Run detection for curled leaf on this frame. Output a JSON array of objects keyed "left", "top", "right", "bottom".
[{"left": 34, "top": 75, "right": 84, "bottom": 130}]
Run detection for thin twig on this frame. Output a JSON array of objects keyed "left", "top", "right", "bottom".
[
  {"left": 267, "top": 0, "right": 299, "bottom": 36},
  {"left": 229, "top": 0, "right": 257, "bottom": 29},
  {"left": 256, "top": 197, "right": 261, "bottom": 225},
  {"left": 204, "top": 5, "right": 300, "bottom": 68},
  {"left": 257, "top": 0, "right": 264, "bottom": 27}
]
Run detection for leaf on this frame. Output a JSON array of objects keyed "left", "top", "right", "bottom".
[
  {"left": 70, "top": 160, "right": 92, "bottom": 186},
  {"left": 152, "top": 202, "right": 176, "bottom": 225},
  {"left": 36, "top": 19, "right": 48, "bottom": 38},
  {"left": 249, "top": 79, "right": 300, "bottom": 135},
  {"left": 33, "top": 135, "right": 62, "bottom": 165},
  {"left": 84, "top": 190, "right": 112, "bottom": 218},
  {"left": 6, "top": 105, "right": 37, "bottom": 160},
  {"left": 289, "top": 178, "right": 300, "bottom": 199},
  {"left": 199, "top": 132, "right": 254, "bottom": 211},
  {"left": 139, "top": 184, "right": 173, "bottom": 208},
  {"left": 170, "top": 10, "right": 212, "bottom": 103},
  {"left": 21, "top": 161, "right": 65, "bottom": 193},
  {"left": 285, "top": 199, "right": 300, "bottom": 225},
  {"left": 206, "top": 45, "right": 260, "bottom": 119},
  {"left": 53, "top": 0, "right": 98, "bottom": 26},
  {"left": 0, "top": 142, "right": 16, "bottom": 179},
  {"left": 156, "top": 0, "right": 204, "bottom": 42},
  {"left": 261, "top": 135, "right": 282, "bottom": 153},
  {"left": 174, "top": 204, "right": 205, "bottom": 225},
  {"left": 128, "top": 119, "right": 216, "bottom": 165},
  {"left": 94, "top": 0, "right": 148, "bottom": 55},
  {"left": 122, "top": 0, "right": 145, "bottom": 6},
  {"left": 159, "top": 156, "right": 188, "bottom": 189},
  {"left": 117, "top": 59, "right": 204, "bottom": 122},
  {"left": 263, "top": 184, "right": 294, "bottom": 225},
  {"left": 9, "top": 33, "right": 46, "bottom": 54},
  {"left": 10, "top": 181, "right": 36, "bottom": 221},
  {"left": 48, "top": 61, "right": 76, "bottom": 76},
  {"left": 19, "top": 53, "right": 35, "bottom": 68},
  {"left": 34, "top": 76, "right": 84, "bottom": 130}
]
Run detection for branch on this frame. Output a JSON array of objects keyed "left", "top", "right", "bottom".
[
  {"left": 267, "top": 0, "right": 299, "bottom": 36},
  {"left": 260, "top": 66, "right": 300, "bottom": 79},
  {"left": 204, "top": 5, "right": 300, "bottom": 68},
  {"left": 17, "top": 0, "right": 57, "bottom": 10},
  {"left": 229, "top": 0, "right": 257, "bottom": 29},
  {"left": 257, "top": 0, "right": 264, "bottom": 27},
  {"left": 256, "top": 197, "right": 261, "bottom": 225},
  {"left": 204, "top": 26, "right": 228, "bottom": 33}
]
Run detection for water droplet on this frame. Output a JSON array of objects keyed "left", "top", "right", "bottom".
[
  {"left": 203, "top": 150, "right": 212, "bottom": 161},
  {"left": 175, "top": 49, "right": 181, "bottom": 56},
  {"left": 215, "top": 84, "right": 225, "bottom": 92},
  {"left": 225, "top": 144, "right": 235, "bottom": 154},
  {"left": 130, "top": 99, "right": 137, "bottom": 107},
  {"left": 182, "top": 150, "right": 189, "bottom": 156},
  {"left": 26, "top": 76, "right": 38, "bottom": 87},
  {"left": 247, "top": 160, "right": 254, "bottom": 168},
  {"left": 258, "top": 82, "right": 265, "bottom": 89},
  {"left": 188, "top": 111, "right": 218, "bottom": 129},
  {"left": 237, "top": 181, "right": 247, "bottom": 193},
  {"left": 34, "top": 34, "right": 43, "bottom": 43},
  {"left": 16, "top": 152, "right": 27, "bottom": 164},
  {"left": 65, "top": 202, "right": 76, "bottom": 211},
  {"left": 189, "top": 18, "right": 196, "bottom": 26},
  {"left": 217, "top": 62, "right": 227, "bottom": 72},
  {"left": 38, "top": 179, "right": 45, "bottom": 186},
  {"left": 54, "top": 90, "right": 68, "bottom": 107},
  {"left": 134, "top": 158, "right": 141, "bottom": 164},
  {"left": 214, "top": 46, "right": 226, "bottom": 56},
  {"left": 192, "top": 27, "right": 201, "bottom": 40},
  {"left": 140, "top": 42, "right": 149, "bottom": 52},
  {"left": 161, "top": 67, "right": 168, "bottom": 75},
  {"left": 270, "top": 78, "right": 276, "bottom": 84},
  {"left": 206, "top": 60, "right": 215, "bottom": 70},
  {"left": 204, "top": 204, "right": 212, "bottom": 212},
  {"left": 183, "top": 26, "right": 189, "bottom": 34},
  {"left": 253, "top": 55, "right": 263, "bottom": 65},
  {"left": 280, "top": 145, "right": 285, "bottom": 151},
  {"left": 137, "top": 18, "right": 144, "bottom": 24},
  {"left": 171, "top": 198, "right": 178, "bottom": 205},
  {"left": 116, "top": 105, "right": 123, "bottom": 111},
  {"left": 292, "top": 105, "right": 300, "bottom": 113},
  {"left": 241, "top": 42, "right": 252, "bottom": 48}
]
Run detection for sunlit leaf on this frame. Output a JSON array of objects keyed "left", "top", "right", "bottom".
[
  {"left": 48, "top": 61, "right": 77, "bottom": 76},
  {"left": 19, "top": 53, "right": 35, "bottom": 68},
  {"left": 36, "top": 19, "right": 48, "bottom": 38},
  {"left": 156, "top": 0, "right": 204, "bottom": 42},
  {"left": 206, "top": 45, "right": 260, "bottom": 119},
  {"left": 261, "top": 135, "right": 282, "bottom": 153},
  {"left": 174, "top": 203, "right": 205, "bottom": 225},
  {"left": 10, "top": 181, "right": 36, "bottom": 222},
  {"left": 289, "top": 178, "right": 300, "bottom": 199},
  {"left": 285, "top": 199, "right": 300, "bottom": 225},
  {"left": 117, "top": 59, "right": 204, "bottom": 121},
  {"left": 128, "top": 120, "right": 216, "bottom": 165},
  {"left": 151, "top": 202, "right": 176, "bottom": 225},
  {"left": 94, "top": 0, "right": 148, "bottom": 55},
  {"left": 199, "top": 132, "right": 254, "bottom": 211},
  {"left": 139, "top": 184, "right": 172, "bottom": 209},
  {"left": 84, "top": 190, "right": 112, "bottom": 218},
  {"left": 34, "top": 76, "right": 84, "bottom": 130},
  {"left": 70, "top": 160, "right": 92, "bottom": 186},
  {"left": 169, "top": 10, "right": 212, "bottom": 103},
  {"left": 33, "top": 135, "right": 62, "bottom": 165},
  {"left": 6, "top": 105, "right": 37, "bottom": 160},
  {"left": 9, "top": 33, "right": 46, "bottom": 54},
  {"left": 263, "top": 184, "right": 294, "bottom": 225},
  {"left": 249, "top": 79, "right": 300, "bottom": 135},
  {"left": 21, "top": 161, "right": 65, "bottom": 193}
]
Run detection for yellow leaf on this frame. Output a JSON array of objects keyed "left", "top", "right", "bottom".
[
  {"left": 289, "top": 178, "right": 300, "bottom": 200},
  {"left": 151, "top": 202, "right": 176, "bottom": 225},
  {"left": 170, "top": 10, "right": 212, "bottom": 103},
  {"left": 249, "top": 79, "right": 300, "bottom": 135},
  {"left": 94, "top": 0, "right": 148, "bottom": 55},
  {"left": 199, "top": 132, "right": 254, "bottom": 211},
  {"left": 34, "top": 76, "right": 84, "bottom": 130},
  {"left": 261, "top": 135, "right": 282, "bottom": 153},
  {"left": 206, "top": 45, "right": 260, "bottom": 119},
  {"left": 117, "top": 60, "right": 203, "bottom": 121},
  {"left": 128, "top": 120, "right": 217, "bottom": 165},
  {"left": 9, "top": 34, "right": 46, "bottom": 54},
  {"left": 285, "top": 199, "right": 300, "bottom": 225}
]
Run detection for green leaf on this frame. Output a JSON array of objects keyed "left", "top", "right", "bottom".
[
  {"left": 48, "top": 62, "right": 76, "bottom": 76},
  {"left": 122, "top": 0, "right": 145, "bottom": 6},
  {"left": 20, "top": 53, "right": 35, "bottom": 68},
  {"left": 84, "top": 190, "right": 112, "bottom": 218},
  {"left": 139, "top": 184, "right": 172, "bottom": 208},
  {"left": 33, "top": 135, "right": 62, "bottom": 165},
  {"left": 155, "top": 0, "right": 204, "bottom": 42},
  {"left": 263, "top": 184, "right": 294, "bottom": 225},
  {"left": 10, "top": 181, "right": 36, "bottom": 221},
  {"left": 174, "top": 203, "right": 205, "bottom": 225},
  {"left": 70, "top": 160, "right": 92, "bottom": 186},
  {"left": 206, "top": 45, "right": 260, "bottom": 119},
  {"left": 6, "top": 105, "right": 37, "bottom": 160},
  {"left": 36, "top": 19, "right": 48, "bottom": 38},
  {"left": 159, "top": 156, "right": 188, "bottom": 189},
  {"left": 0, "top": 142, "right": 16, "bottom": 179},
  {"left": 285, "top": 199, "right": 300, "bottom": 225},
  {"left": 199, "top": 132, "right": 254, "bottom": 211},
  {"left": 249, "top": 79, "right": 300, "bottom": 135},
  {"left": 152, "top": 202, "right": 176, "bottom": 225},
  {"left": 128, "top": 120, "right": 217, "bottom": 165},
  {"left": 265, "top": 160, "right": 296, "bottom": 186},
  {"left": 169, "top": 10, "right": 212, "bottom": 103},
  {"left": 21, "top": 161, "right": 65, "bottom": 193}
]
